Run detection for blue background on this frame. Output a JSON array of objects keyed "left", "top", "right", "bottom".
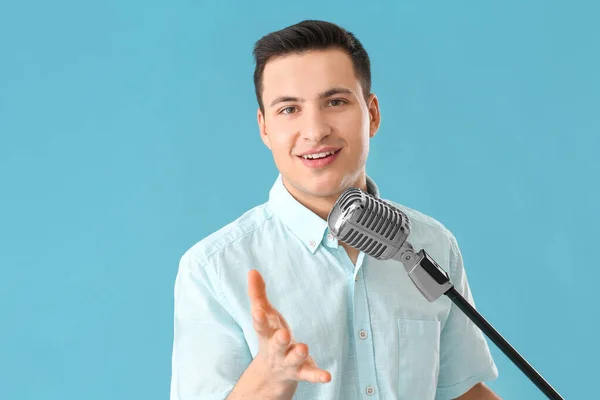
[{"left": 1, "top": 1, "right": 598, "bottom": 399}]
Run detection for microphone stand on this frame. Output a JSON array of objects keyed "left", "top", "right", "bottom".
[{"left": 393, "top": 242, "right": 564, "bottom": 400}]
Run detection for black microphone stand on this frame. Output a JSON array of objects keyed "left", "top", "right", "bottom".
[{"left": 394, "top": 245, "right": 564, "bottom": 400}]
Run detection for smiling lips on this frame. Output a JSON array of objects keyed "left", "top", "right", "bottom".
[{"left": 298, "top": 148, "right": 341, "bottom": 169}]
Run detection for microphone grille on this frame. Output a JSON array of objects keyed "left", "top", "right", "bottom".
[
  {"left": 339, "top": 187, "right": 363, "bottom": 212},
  {"left": 328, "top": 187, "right": 411, "bottom": 260}
]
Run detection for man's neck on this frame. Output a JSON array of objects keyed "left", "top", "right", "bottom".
[{"left": 282, "top": 174, "right": 368, "bottom": 221}]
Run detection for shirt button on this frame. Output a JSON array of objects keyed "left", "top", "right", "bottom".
[
  {"left": 358, "top": 329, "right": 368, "bottom": 339},
  {"left": 355, "top": 275, "right": 359, "bottom": 282},
  {"left": 309, "top": 239, "right": 316, "bottom": 247},
  {"left": 366, "top": 385, "right": 375, "bottom": 395},
  {"left": 327, "top": 233, "right": 333, "bottom": 241}
]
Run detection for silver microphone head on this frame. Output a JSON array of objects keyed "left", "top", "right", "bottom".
[{"left": 327, "top": 187, "right": 411, "bottom": 260}]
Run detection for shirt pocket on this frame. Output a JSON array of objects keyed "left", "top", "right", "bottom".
[{"left": 397, "top": 318, "right": 441, "bottom": 400}]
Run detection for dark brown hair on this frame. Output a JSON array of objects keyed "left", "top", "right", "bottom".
[{"left": 252, "top": 20, "right": 372, "bottom": 113}]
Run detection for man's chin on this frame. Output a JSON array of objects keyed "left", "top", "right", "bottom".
[
  {"left": 299, "top": 177, "right": 349, "bottom": 199},
  {"left": 282, "top": 169, "right": 358, "bottom": 198}
]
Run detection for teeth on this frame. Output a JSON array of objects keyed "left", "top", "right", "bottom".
[{"left": 302, "top": 150, "right": 336, "bottom": 159}]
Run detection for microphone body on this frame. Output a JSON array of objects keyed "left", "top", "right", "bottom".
[
  {"left": 327, "top": 187, "right": 452, "bottom": 301},
  {"left": 327, "top": 187, "right": 564, "bottom": 400}
]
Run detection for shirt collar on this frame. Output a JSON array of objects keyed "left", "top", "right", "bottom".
[{"left": 267, "top": 174, "right": 381, "bottom": 253}]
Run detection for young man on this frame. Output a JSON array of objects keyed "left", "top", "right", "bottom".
[{"left": 170, "top": 20, "right": 501, "bottom": 400}]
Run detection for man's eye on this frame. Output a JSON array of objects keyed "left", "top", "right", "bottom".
[
  {"left": 280, "top": 106, "right": 297, "bottom": 115},
  {"left": 329, "top": 99, "right": 346, "bottom": 107}
]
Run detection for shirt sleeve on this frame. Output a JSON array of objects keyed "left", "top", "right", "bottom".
[
  {"left": 170, "top": 250, "right": 252, "bottom": 400},
  {"left": 435, "top": 231, "right": 499, "bottom": 400}
]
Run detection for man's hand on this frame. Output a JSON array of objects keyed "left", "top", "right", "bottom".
[
  {"left": 227, "top": 270, "right": 332, "bottom": 400},
  {"left": 248, "top": 269, "right": 332, "bottom": 389}
]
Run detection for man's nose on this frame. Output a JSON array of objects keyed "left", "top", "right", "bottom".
[{"left": 301, "top": 109, "right": 332, "bottom": 142}]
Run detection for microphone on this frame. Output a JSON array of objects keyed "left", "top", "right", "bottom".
[{"left": 327, "top": 187, "right": 564, "bottom": 400}]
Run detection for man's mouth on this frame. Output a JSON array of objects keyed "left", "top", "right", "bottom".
[
  {"left": 297, "top": 149, "right": 342, "bottom": 169},
  {"left": 298, "top": 149, "right": 340, "bottom": 160}
]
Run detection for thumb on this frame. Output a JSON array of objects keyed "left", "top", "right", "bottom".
[{"left": 248, "top": 269, "right": 270, "bottom": 310}]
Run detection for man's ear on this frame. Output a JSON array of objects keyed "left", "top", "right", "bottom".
[
  {"left": 257, "top": 108, "right": 271, "bottom": 150},
  {"left": 367, "top": 93, "right": 381, "bottom": 139}
]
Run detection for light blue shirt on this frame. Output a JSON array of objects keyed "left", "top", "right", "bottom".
[{"left": 170, "top": 174, "right": 498, "bottom": 400}]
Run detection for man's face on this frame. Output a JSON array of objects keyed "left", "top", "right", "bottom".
[{"left": 258, "top": 48, "right": 380, "bottom": 200}]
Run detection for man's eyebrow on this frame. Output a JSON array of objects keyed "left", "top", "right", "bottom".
[
  {"left": 270, "top": 96, "right": 300, "bottom": 107},
  {"left": 269, "top": 87, "right": 354, "bottom": 108},
  {"left": 319, "top": 87, "right": 353, "bottom": 99}
]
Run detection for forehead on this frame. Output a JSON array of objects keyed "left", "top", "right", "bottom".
[{"left": 261, "top": 48, "right": 361, "bottom": 99}]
